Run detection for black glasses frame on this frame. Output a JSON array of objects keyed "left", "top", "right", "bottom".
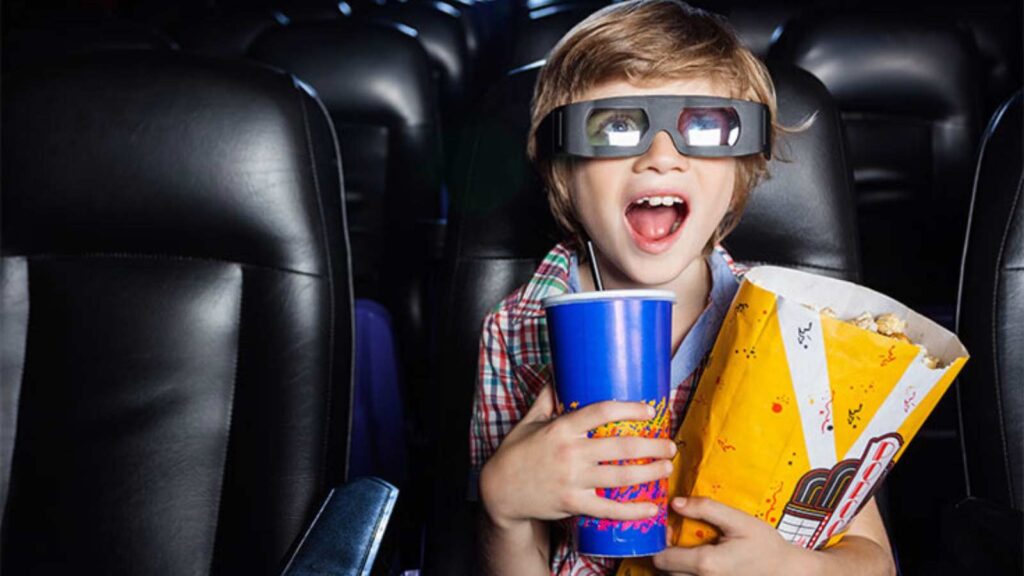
[{"left": 539, "top": 95, "right": 771, "bottom": 160}]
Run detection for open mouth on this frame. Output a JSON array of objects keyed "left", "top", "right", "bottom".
[{"left": 624, "top": 195, "right": 688, "bottom": 250}]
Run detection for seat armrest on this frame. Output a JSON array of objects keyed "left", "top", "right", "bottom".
[{"left": 281, "top": 477, "right": 399, "bottom": 576}]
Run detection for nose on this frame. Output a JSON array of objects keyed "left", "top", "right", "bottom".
[{"left": 634, "top": 130, "right": 690, "bottom": 174}]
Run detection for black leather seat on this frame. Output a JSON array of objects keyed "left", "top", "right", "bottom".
[
  {"left": 770, "top": 18, "right": 985, "bottom": 569},
  {"left": 277, "top": 0, "right": 471, "bottom": 137},
  {"left": 508, "top": 0, "right": 796, "bottom": 64},
  {"left": 424, "top": 61, "right": 860, "bottom": 575},
  {"left": 954, "top": 3, "right": 1022, "bottom": 115},
  {"left": 2, "top": 11, "right": 176, "bottom": 74},
  {"left": 359, "top": 2, "right": 472, "bottom": 127},
  {"left": 769, "top": 13, "right": 984, "bottom": 321},
  {"left": 950, "top": 90, "right": 1023, "bottom": 576},
  {"left": 172, "top": 8, "right": 288, "bottom": 57},
  {"left": 508, "top": 1, "right": 609, "bottom": 70},
  {"left": 353, "top": 1, "right": 475, "bottom": 182},
  {"left": 286, "top": 0, "right": 489, "bottom": 94},
  {"left": 248, "top": 19, "right": 442, "bottom": 392},
  {"left": 712, "top": 0, "right": 802, "bottom": 59},
  {"left": 1, "top": 50, "right": 359, "bottom": 574}
]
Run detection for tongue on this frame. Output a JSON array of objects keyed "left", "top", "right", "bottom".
[{"left": 626, "top": 205, "right": 678, "bottom": 240}]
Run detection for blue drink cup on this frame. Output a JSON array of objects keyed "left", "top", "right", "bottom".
[{"left": 543, "top": 289, "right": 675, "bottom": 557}]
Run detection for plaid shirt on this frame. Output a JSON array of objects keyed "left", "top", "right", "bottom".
[{"left": 469, "top": 242, "right": 746, "bottom": 576}]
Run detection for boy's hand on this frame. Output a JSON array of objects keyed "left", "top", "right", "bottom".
[
  {"left": 479, "top": 384, "right": 676, "bottom": 530},
  {"left": 653, "top": 497, "right": 816, "bottom": 576}
]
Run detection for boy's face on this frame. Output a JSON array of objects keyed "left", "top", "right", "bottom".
[{"left": 571, "top": 77, "right": 737, "bottom": 288}]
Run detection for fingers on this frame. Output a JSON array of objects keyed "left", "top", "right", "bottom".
[
  {"left": 578, "top": 493, "right": 662, "bottom": 521},
  {"left": 582, "top": 436, "right": 676, "bottom": 462},
  {"left": 589, "top": 459, "right": 673, "bottom": 489},
  {"left": 671, "top": 497, "right": 753, "bottom": 537},
  {"left": 652, "top": 545, "right": 706, "bottom": 575},
  {"left": 564, "top": 399, "right": 656, "bottom": 433}
]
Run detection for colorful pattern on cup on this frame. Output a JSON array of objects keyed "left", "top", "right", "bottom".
[{"left": 579, "top": 396, "right": 670, "bottom": 534}]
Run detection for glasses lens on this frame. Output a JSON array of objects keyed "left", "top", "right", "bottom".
[
  {"left": 586, "top": 108, "right": 649, "bottom": 147},
  {"left": 678, "top": 107, "right": 741, "bottom": 147}
]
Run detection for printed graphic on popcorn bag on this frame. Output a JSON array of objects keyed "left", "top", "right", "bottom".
[{"left": 617, "top": 267, "right": 968, "bottom": 576}]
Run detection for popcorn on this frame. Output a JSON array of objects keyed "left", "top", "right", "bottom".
[
  {"left": 639, "top": 266, "right": 969, "bottom": 569},
  {"left": 850, "top": 312, "right": 878, "bottom": 332},
  {"left": 875, "top": 313, "right": 907, "bottom": 336},
  {"left": 828, "top": 310, "right": 944, "bottom": 369}
]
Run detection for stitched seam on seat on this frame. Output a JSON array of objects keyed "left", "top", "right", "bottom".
[
  {"left": 20, "top": 253, "right": 325, "bottom": 279},
  {"left": 209, "top": 266, "right": 243, "bottom": 575},
  {"left": 299, "top": 89, "right": 339, "bottom": 487},
  {"left": 990, "top": 173, "right": 1022, "bottom": 509}
]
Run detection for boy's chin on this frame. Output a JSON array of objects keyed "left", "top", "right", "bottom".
[{"left": 609, "top": 243, "right": 705, "bottom": 288}]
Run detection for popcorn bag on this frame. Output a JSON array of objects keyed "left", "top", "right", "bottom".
[{"left": 618, "top": 266, "right": 968, "bottom": 576}]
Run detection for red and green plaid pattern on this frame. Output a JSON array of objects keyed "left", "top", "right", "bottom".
[{"left": 469, "top": 242, "right": 745, "bottom": 575}]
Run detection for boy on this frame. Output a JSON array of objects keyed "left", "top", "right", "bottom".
[{"left": 469, "top": 1, "right": 897, "bottom": 575}]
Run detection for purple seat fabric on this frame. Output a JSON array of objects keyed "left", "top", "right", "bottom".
[{"left": 351, "top": 298, "right": 409, "bottom": 488}]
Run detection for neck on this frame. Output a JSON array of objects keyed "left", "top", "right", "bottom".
[
  {"left": 578, "top": 251, "right": 713, "bottom": 351},
  {"left": 579, "top": 250, "right": 711, "bottom": 300}
]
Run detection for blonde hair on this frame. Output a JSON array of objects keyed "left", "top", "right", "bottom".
[{"left": 527, "top": 0, "right": 783, "bottom": 252}]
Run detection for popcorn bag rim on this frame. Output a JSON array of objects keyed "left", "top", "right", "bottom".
[{"left": 744, "top": 266, "right": 969, "bottom": 365}]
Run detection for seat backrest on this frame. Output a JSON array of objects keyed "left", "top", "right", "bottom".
[
  {"left": 248, "top": 20, "right": 441, "bottom": 301},
  {"left": 360, "top": 2, "right": 471, "bottom": 127},
  {"left": 424, "top": 61, "right": 859, "bottom": 575},
  {"left": 1, "top": 50, "right": 353, "bottom": 574},
  {"left": 770, "top": 13, "right": 983, "bottom": 315},
  {"left": 956, "top": 90, "right": 1023, "bottom": 511}
]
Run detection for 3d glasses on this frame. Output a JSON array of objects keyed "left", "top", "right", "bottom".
[{"left": 539, "top": 95, "right": 771, "bottom": 159}]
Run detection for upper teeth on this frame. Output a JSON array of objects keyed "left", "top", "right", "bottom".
[{"left": 636, "top": 196, "right": 684, "bottom": 207}]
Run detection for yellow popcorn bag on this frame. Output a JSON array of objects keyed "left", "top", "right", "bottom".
[{"left": 618, "top": 267, "right": 967, "bottom": 576}]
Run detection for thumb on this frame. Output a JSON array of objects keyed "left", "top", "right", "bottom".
[{"left": 522, "top": 383, "right": 558, "bottom": 422}]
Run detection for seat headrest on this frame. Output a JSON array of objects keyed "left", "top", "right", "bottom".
[
  {"left": 2, "top": 50, "right": 335, "bottom": 276},
  {"left": 360, "top": 2, "right": 469, "bottom": 105},
  {"left": 248, "top": 20, "right": 436, "bottom": 129},
  {"left": 510, "top": 3, "right": 607, "bottom": 70},
  {"left": 2, "top": 16, "right": 176, "bottom": 74},
  {"left": 770, "top": 13, "right": 981, "bottom": 119},
  {"left": 726, "top": 64, "right": 860, "bottom": 280},
  {"left": 450, "top": 61, "right": 860, "bottom": 281},
  {"left": 172, "top": 10, "right": 287, "bottom": 57}
]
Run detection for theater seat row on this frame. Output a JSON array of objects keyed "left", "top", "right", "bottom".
[
  {"left": 1, "top": 1, "right": 1020, "bottom": 574},
  {"left": 1, "top": 49, "right": 399, "bottom": 575}
]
